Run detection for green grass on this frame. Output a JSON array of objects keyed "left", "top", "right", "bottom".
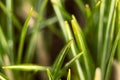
[{"left": 0, "top": 0, "right": 120, "bottom": 80}]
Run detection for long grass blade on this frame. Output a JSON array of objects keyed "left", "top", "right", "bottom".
[
  {"left": 105, "top": 28, "right": 120, "bottom": 80},
  {"left": 2, "top": 65, "right": 49, "bottom": 71},
  {"left": 71, "top": 15, "right": 95, "bottom": 80},
  {"left": 65, "top": 21, "right": 85, "bottom": 80},
  {"left": 17, "top": 8, "right": 33, "bottom": 64},
  {"left": 100, "top": 0, "right": 117, "bottom": 79},
  {"left": 97, "top": 0, "right": 105, "bottom": 65},
  {"left": 24, "top": 0, "right": 48, "bottom": 63},
  {"left": 117, "top": 0, "right": 120, "bottom": 62}
]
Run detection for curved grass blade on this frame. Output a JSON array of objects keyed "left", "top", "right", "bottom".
[
  {"left": 52, "top": 40, "right": 72, "bottom": 79},
  {"left": 17, "top": 8, "right": 33, "bottom": 64},
  {"left": 65, "top": 21, "right": 85, "bottom": 80},
  {"left": 67, "top": 69, "right": 71, "bottom": 80},
  {"left": 2, "top": 65, "right": 49, "bottom": 71},
  {"left": 71, "top": 15, "right": 95, "bottom": 80}
]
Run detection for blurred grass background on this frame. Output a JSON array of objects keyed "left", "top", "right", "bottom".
[{"left": 0, "top": 0, "right": 120, "bottom": 80}]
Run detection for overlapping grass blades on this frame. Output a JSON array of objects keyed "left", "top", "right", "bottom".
[
  {"left": 51, "top": 40, "right": 72, "bottom": 79},
  {"left": 71, "top": 15, "right": 95, "bottom": 80},
  {"left": 0, "top": 0, "right": 119, "bottom": 80},
  {"left": 105, "top": 1, "right": 120, "bottom": 79},
  {"left": 100, "top": 0, "right": 117, "bottom": 79},
  {"left": 47, "top": 69, "right": 53, "bottom": 80},
  {"left": 65, "top": 21, "right": 85, "bottom": 80},
  {"left": 51, "top": 0, "right": 87, "bottom": 79}
]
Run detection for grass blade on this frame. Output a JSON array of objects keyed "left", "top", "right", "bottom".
[
  {"left": 51, "top": 0, "right": 68, "bottom": 41},
  {"left": 24, "top": 0, "right": 48, "bottom": 63},
  {"left": 74, "top": 0, "right": 85, "bottom": 15},
  {"left": 2, "top": 65, "right": 49, "bottom": 71},
  {"left": 6, "top": 0, "right": 14, "bottom": 64},
  {"left": 117, "top": 0, "right": 120, "bottom": 62},
  {"left": 0, "top": 26, "right": 9, "bottom": 54},
  {"left": 17, "top": 8, "right": 33, "bottom": 64},
  {"left": 64, "top": 52, "right": 83, "bottom": 69},
  {"left": 71, "top": 15, "right": 95, "bottom": 80},
  {"left": 94, "top": 68, "right": 101, "bottom": 80},
  {"left": 0, "top": 26, "right": 13, "bottom": 65},
  {"left": 65, "top": 21, "right": 85, "bottom": 80},
  {"left": 97, "top": 0, "right": 105, "bottom": 65},
  {"left": 52, "top": 40, "right": 72, "bottom": 79},
  {"left": 105, "top": 29, "right": 120, "bottom": 80},
  {"left": 0, "top": 72, "right": 9, "bottom": 80},
  {"left": 47, "top": 69, "right": 53, "bottom": 80},
  {"left": 0, "top": 1, "right": 21, "bottom": 30},
  {"left": 67, "top": 69, "right": 71, "bottom": 80},
  {"left": 100, "top": 0, "right": 117, "bottom": 79}
]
